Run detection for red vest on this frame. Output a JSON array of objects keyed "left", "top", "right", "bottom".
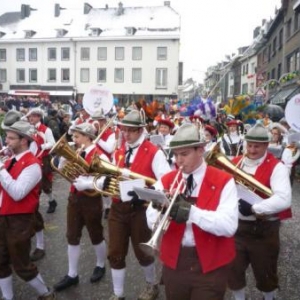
[
  {"left": 232, "top": 153, "right": 292, "bottom": 220},
  {"left": 70, "top": 146, "right": 104, "bottom": 194},
  {"left": 35, "top": 123, "right": 50, "bottom": 158},
  {"left": 159, "top": 166, "right": 236, "bottom": 273},
  {"left": 0, "top": 152, "right": 41, "bottom": 215},
  {"left": 113, "top": 139, "right": 158, "bottom": 202},
  {"left": 96, "top": 127, "right": 114, "bottom": 160}
]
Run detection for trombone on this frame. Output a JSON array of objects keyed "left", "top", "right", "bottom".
[
  {"left": 139, "top": 168, "right": 186, "bottom": 255},
  {"left": 93, "top": 115, "right": 117, "bottom": 145}
]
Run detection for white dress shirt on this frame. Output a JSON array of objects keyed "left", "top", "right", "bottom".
[
  {"left": 97, "top": 132, "right": 116, "bottom": 154},
  {"left": 0, "top": 150, "right": 42, "bottom": 205},
  {"left": 240, "top": 152, "right": 292, "bottom": 220},
  {"left": 147, "top": 161, "right": 238, "bottom": 246},
  {"left": 35, "top": 121, "right": 56, "bottom": 150}
]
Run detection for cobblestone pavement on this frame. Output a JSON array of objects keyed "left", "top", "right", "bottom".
[{"left": 10, "top": 175, "right": 300, "bottom": 300}]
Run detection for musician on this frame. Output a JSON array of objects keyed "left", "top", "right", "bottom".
[
  {"left": 267, "top": 124, "right": 285, "bottom": 159},
  {"left": 93, "top": 110, "right": 171, "bottom": 300},
  {"left": 146, "top": 123, "right": 238, "bottom": 300},
  {"left": 26, "top": 108, "right": 56, "bottom": 262},
  {"left": 91, "top": 110, "right": 116, "bottom": 218},
  {"left": 228, "top": 123, "right": 292, "bottom": 300},
  {"left": 54, "top": 123, "right": 107, "bottom": 292},
  {"left": 0, "top": 120, "right": 55, "bottom": 300},
  {"left": 157, "top": 118, "right": 174, "bottom": 147},
  {"left": 204, "top": 124, "right": 218, "bottom": 152},
  {"left": 221, "top": 119, "right": 243, "bottom": 158}
]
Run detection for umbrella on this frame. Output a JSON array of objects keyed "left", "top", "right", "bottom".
[{"left": 263, "top": 104, "right": 284, "bottom": 122}]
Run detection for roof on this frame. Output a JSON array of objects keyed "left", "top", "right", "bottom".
[{"left": 0, "top": 5, "right": 180, "bottom": 41}]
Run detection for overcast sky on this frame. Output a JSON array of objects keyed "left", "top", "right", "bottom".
[{"left": 0, "top": 0, "right": 281, "bottom": 82}]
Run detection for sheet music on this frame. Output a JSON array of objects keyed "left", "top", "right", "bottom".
[
  {"left": 133, "top": 187, "right": 169, "bottom": 206},
  {"left": 119, "top": 179, "right": 145, "bottom": 202},
  {"left": 150, "top": 134, "right": 165, "bottom": 146},
  {"left": 237, "top": 184, "right": 264, "bottom": 205}
]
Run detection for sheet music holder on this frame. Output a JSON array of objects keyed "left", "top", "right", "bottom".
[
  {"left": 150, "top": 134, "right": 165, "bottom": 147},
  {"left": 133, "top": 187, "right": 169, "bottom": 206}
]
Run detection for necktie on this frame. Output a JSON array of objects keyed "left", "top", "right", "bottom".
[
  {"left": 80, "top": 151, "right": 86, "bottom": 159},
  {"left": 184, "top": 174, "right": 194, "bottom": 197},
  {"left": 125, "top": 145, "right": 138, "bottom": 168},
  {"left": 7, "top": 157, "right": 17, "bottom": 172}
]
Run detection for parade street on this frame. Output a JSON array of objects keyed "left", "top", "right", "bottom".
[{"left": 11, "top": 174, "right": 300, "bottom": 300}]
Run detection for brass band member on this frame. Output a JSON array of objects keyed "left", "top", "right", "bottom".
[
  {"left": 228, "top": 123, "right": 292, "bottom": 300},
  {"left": 54, "top": 123, "right": 108, "bottom": 292},
  {"left": 98, "top": 110, "right": 171, "bottom": 300},
  {"left": 0, "top": 120, "right": 55, "bottom": 300},
  {"left": 146, "top": 123, "right": 238, "bottom": 300}
]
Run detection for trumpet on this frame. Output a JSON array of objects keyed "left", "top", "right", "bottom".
[
  {"left": 93, "top": 115, "right": 117, "bottom": 145},
  {"left": 139, "top": 168, "right": 186, "bottom": 255},
  {"left": 0, "top": 146, "right": 12, "bottom": 162}
]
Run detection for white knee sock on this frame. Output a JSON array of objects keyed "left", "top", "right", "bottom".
[
  {"left": 142, "top": 262, "right": 157, "bottom": 284},
  {"left": 102, "top": 196, "right": 112, "bottom": 209},
  {"left": 94, "top": 240, "right": 106, "bottom": 268},
  {"left": 47, "top": 193, "right": 53, "bottom": 202},
  {"left": 27, "top": 273, "right": 48, "bottom": 296},
  {"left": 67, "top": 245, "right": 81, "bottom": 278},
  {"left": 0, "top": 275, "right": 13, "bottom": 300},
  {"left": 263, "top": 291, "right": 275, "bottom": 300},
  {"left": 232, "top": 288, "right": 246, "bottom": 300},
  {"left": 35, "top": 230, "right": 44, "bottom": 250},
  {"left": 111, "top": 268, "right": 125, "bottom": 297}
]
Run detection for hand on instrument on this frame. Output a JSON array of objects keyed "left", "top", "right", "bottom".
[
  {"left": 238, "top": 199, "right": 254, "bottom": 216},
  {"left": 128, "top": 191, "right": 147, "bottom": 206},
  {"left": 103, "top": 176, "right": 112, "bottom": 191},
  {"left": 73, "top": 175, "right": 95, "bottom": 191},
  {"left": 169, "top": 194, "right": 191, "bottom": 223}
]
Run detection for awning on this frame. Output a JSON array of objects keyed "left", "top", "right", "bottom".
[
  {"left": 8, "top": 90, "right": 49, "bottom": 96},
  {"left": 47, "top": 91, "right": 73, "bottom": 96},
  {"left": 270, "top": 87, "right": 299, "bottom": 105}
]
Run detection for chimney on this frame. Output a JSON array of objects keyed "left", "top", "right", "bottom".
[
  {"left": 55, "top": 4, "right": 60, "bottom": 17},
  {"left": 105, "top": 4, "right": 109, "bottom": 10},
  {"left": 164, "top": 1, "right": 171, "bottom": 7},
  {"left": 84, "top": 3, "right": 93, "bottom": 15},
  {"left": 262, "top": 19, "right": 266, "bottom": 26},
  {"left": 117, "top": 2, "right": 124, "bottom": 16},
  {"left": 253, "top": 26, "right": 260, "bottom": 39}
]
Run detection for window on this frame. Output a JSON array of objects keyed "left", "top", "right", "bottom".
[
  {"left": 115, "top": 47, "right": 124, "bottom": 60},
  {"left": 48, "top": 48, "right": 57, "bottom": 61},
  {"left": 251, "top": 62, "right": 255, "bottom": 74},
  {"left": 48, "top": 68, "right": 56, "bottom": 82},
  {"left": 80, "top": 68, "right": 90, "bottom": 82},
  {"left": 0, "top": 49, "right": 6, "bottom": 61},
  {"left": 97, "top": 68, "right": 106, "bottom": 82},
  {"left": 29, "top": 48, "right": 37, "bottom": 61},
  {"left": 287, "top": 55, "right": 294, "bottom": 72},
  {"left": 132, "top": 47, "right": 142, "bottom": 60},
  {"left": 229, "top": 85, "right": 234, "bottom": 95},
  {"left": 296, "top": 51, "right": 300, "bottom": 71},
  {"left": 278, "top": 29, "right": 283, "bottom": 49},
  {"left": 29, "top": 69, "right": 37, "bottom": 82},
  {"left": 242, "top": 83, "right": 248, "bottom": 94},
  {"left": 61, "top": 48, "right": 70, "bottom": 60},
  {"left": 61, "top": 68, "right": 70, "bottom": 82},
  {"left": 114, "top": 68, "right": 124, "bottom": 83},
  {"left": 97, "top": 47, "right": 107, "bottom": 60},
  {"left": 16, "top": 69, "right": 25, "bottom": 82},
  {"left": 0, "top": 69, "right": 6, "bottom": 82},
  {"left": 286, "top": 19, "right": 292, "bottom": 39},
  {"left": 268, "top": 44, "right": 271, "bottom": 62},
  {"left": 81, "top": 47, "right": 90, "bottom": 60},
  {"left": 132, "top": 68, "right": 142, "bottom": 83},
  {"left": 294, "top": 11, "right": 300, "bottom": 32},
  {"left": 272, "top": 37, "right": 277, "bottom": 56},
  {"left": 271, "top": 68, "right": 276, "bottom": 79},
  {"left": 16, "top": 48, "right": 25, "bottom": 61},
  {"left": 156, "top": 68, "right": 167, "bottom": 88},
  {"left": 157, "top": 47, "right": 167, "bottom": 60},
  {"left": 250, "top": 83, "right": 255, "bottom": 94},
  {"left": 277, "top": 63, "right": 282, "bottom": 79},
  {"left": 262, "top": 48, "right": 267, "bottom": 63}
]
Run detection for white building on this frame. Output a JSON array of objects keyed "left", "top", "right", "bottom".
[{"left": 0, "top": 2, "right": 181, "bottom": 103}]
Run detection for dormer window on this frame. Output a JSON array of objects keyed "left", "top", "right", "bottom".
[
  {"left": 56, "top": 29, "right": 68, "bottom": 38},
  {"left": 90, "top": 28, "right": 102, "bottom": 37},
  {"left": 125, "top": 27, "right": 136, "bottom": 36},
  {"left": 24, "top": 30, "right": 36, "bottom": 38}
]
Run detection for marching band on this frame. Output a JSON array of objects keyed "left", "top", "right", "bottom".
[{"left": 0, "top": 86, "right": 298, "bottom": 300}]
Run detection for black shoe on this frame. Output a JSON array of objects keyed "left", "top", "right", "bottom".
[
  {"left": 53, "top": 275, "right": 79, "bottom": 292},
  {"left": 104, "top": 208, "right": 110, "bottom": 219},
  {"left": 90, "top": 266, "right": 106, "bottom": 283},
  {"left": 30, "top": 248, "right": 45, "bottom": 261},
  {"left": 47, "top": 200, "right": 57, "bottom": 214}
]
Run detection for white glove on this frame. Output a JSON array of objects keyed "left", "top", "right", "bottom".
[
  {"left": 73, "top": 175, "right": 95, "bottom": 191},
  {"left": 0, "top": 159, "right": 4, "bottom": 170},
  {"left": 40, "top": 144, "right": 47, "bottom": 150}
]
